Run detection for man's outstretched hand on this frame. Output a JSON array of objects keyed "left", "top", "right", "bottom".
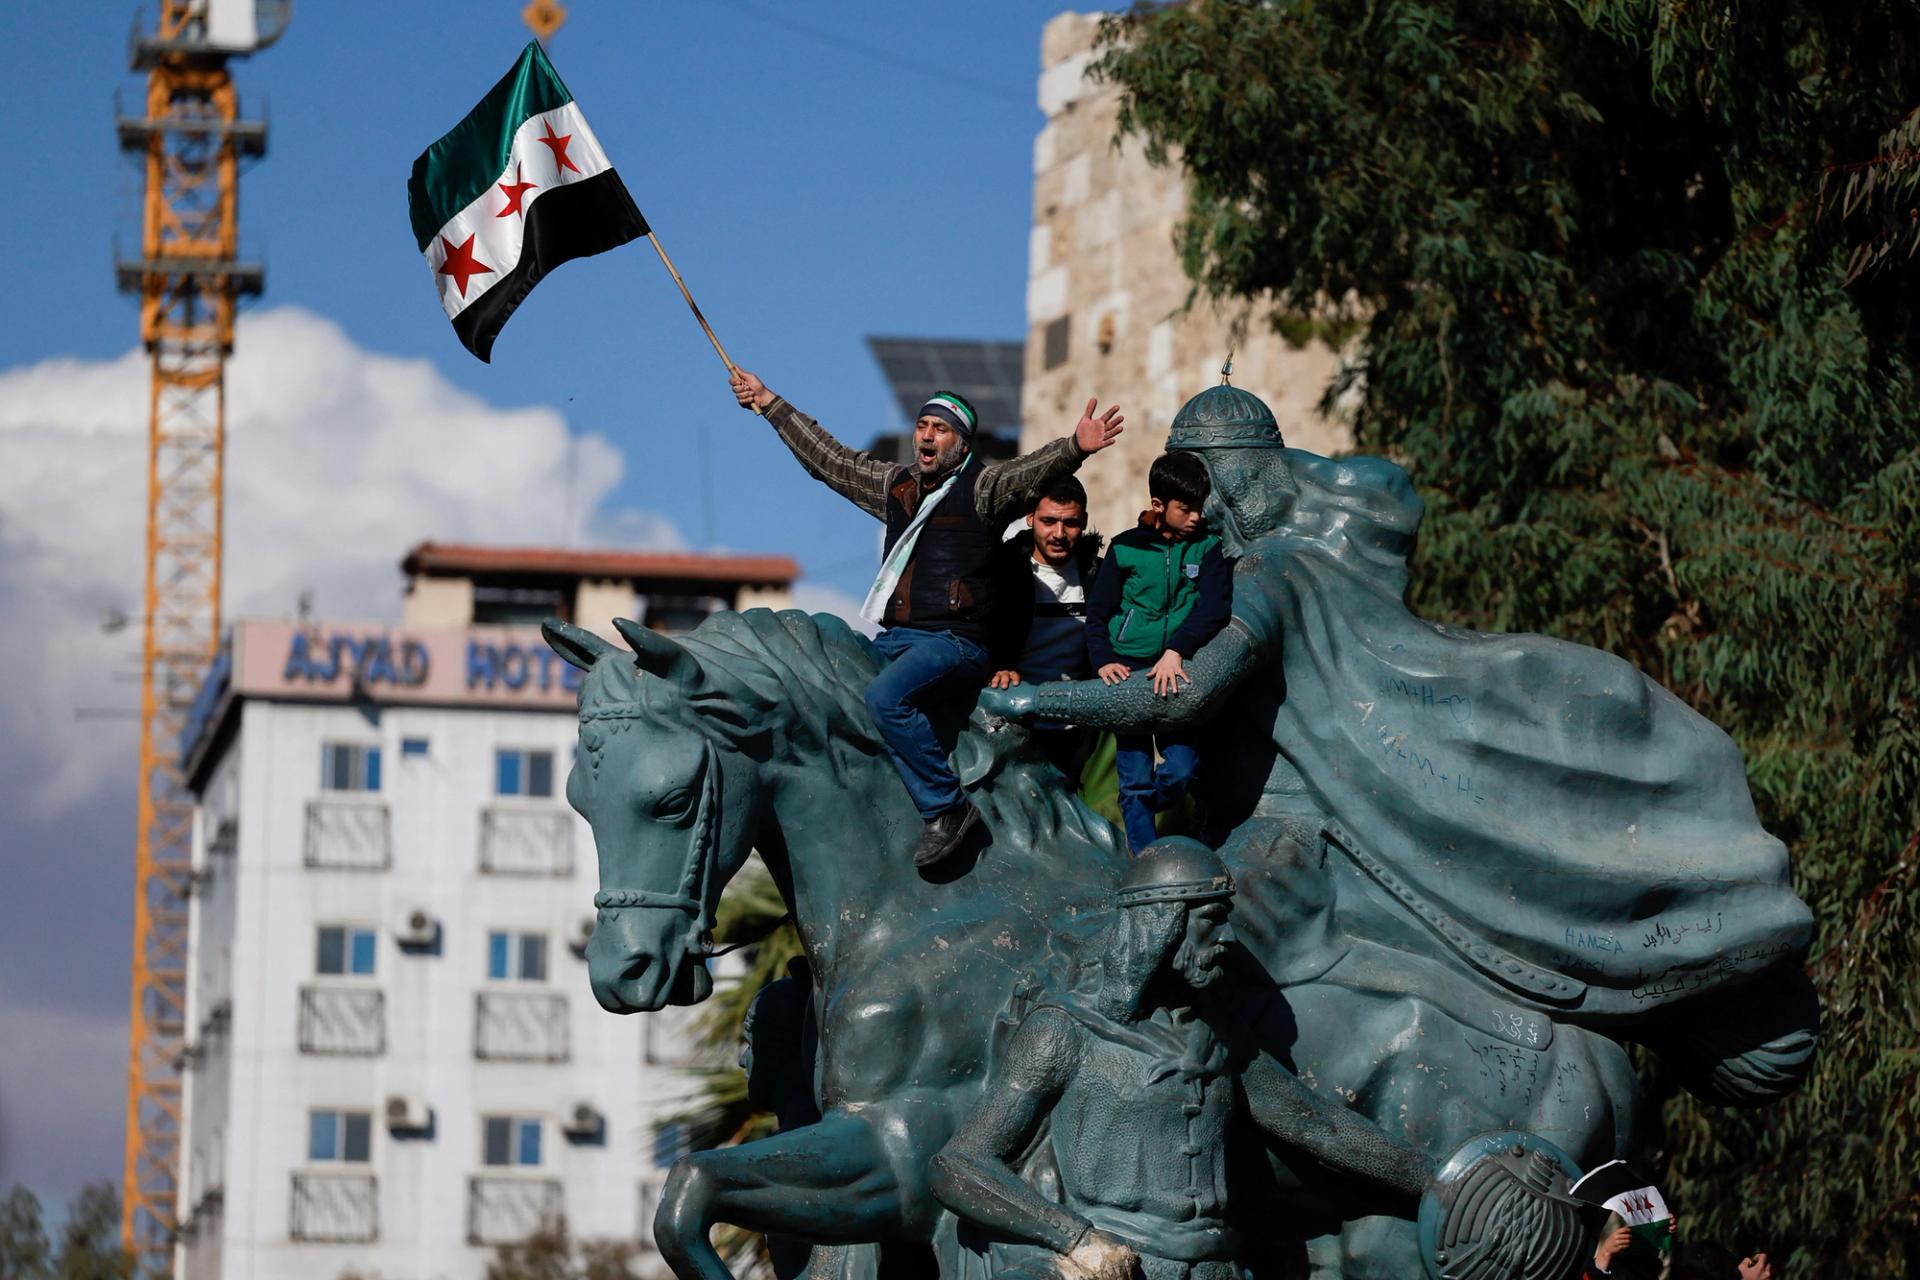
[
  {"left": 731, "top": 368, "right": 774, "bottom": 412},
  {"left": 1074, "top": 399, "right": 1124, "bottom": 454}
]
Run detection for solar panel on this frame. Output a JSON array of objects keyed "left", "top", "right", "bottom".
[{"left": 866, "top": 336, "right": 1025, "bottom": 433}]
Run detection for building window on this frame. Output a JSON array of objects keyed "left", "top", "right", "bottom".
[
  {"left": 308, "top": 1109, "right": 373, "bottom": 1163},
  {"left": 483, "top": 1116, "right": 542, "bottom": 1168},
  {"left": 400, "top": 737, "right": 430, "bottom": 758},
  {"left": 495, "top": 748, "right": 554, "bottom": 798},
  {"left": 651, "top": 1123, "right": 685, "bottom": 1170},
  {"left": 487, "top": 931, "right": 547, "bottom": 983},
  {"left": 316, "top": 925, "right": 377, "bottom": 976},
  {"left": 1043, "top": 315, "right": 1071, "bottom": 370},
  {"left": 322, "top": 743, "right": 382, "bottom": 792}
]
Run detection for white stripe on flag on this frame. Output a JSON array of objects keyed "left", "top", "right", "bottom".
[{"left": 421, "top": 101, "right": 616, "bottom": 320}]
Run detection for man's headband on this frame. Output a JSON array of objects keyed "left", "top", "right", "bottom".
[{"left": 919, "top": 393, "right": 978, "bottom": 441}]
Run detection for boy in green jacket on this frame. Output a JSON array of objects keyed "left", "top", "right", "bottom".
[{"left": 1084, "top": 451, "right": 1232, "bottom": 853}]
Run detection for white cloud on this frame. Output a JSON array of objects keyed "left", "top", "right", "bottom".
[{"left": 0, "top": 306, "right": 679, "bottom": 820}]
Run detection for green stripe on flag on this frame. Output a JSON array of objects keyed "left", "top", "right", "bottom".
[{"left": 407, "top": 41, "right": 574, "bottom": 251}]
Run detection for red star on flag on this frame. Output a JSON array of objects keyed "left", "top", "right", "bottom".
[
  {"left": 496, "top": 163, "right": 537, "bottom": 217},
  {"left": 436, "top": 232, "right": 495, "bottom": 298},
  {"left": 538, "top": 119, "right": 580, "bottom": 176}
]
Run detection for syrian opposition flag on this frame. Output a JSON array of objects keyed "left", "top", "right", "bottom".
[
  {"left": 407, "top": 42, "right": 648, "bottom": 361},
  {"left": 1569, "top": 1161, "right": 1675, "bottom": 1254}
]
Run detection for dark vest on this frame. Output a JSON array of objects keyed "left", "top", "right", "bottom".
[{"left": 881, "top": 462, "right": 1000, "bottom": 645}]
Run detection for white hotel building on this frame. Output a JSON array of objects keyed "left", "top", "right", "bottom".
[{"left": 173, "top": 543, "right": 797, "bottom": 1280}]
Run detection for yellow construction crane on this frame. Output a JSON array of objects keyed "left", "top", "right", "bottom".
[{"left": 114, "top": 1, "right": 284, "bottom": 1271}]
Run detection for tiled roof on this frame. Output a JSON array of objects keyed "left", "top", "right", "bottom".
[{"left": 401, "top": 542, "right": 800, "bottom": 586}]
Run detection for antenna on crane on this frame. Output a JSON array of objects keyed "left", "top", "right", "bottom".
[{"left": 114, "top": 2, "right": 283, "bottom": 1273}]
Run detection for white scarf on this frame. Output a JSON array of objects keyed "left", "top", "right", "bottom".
[{"left": 860, "top": 456, "right": 975, "bottom": 624}]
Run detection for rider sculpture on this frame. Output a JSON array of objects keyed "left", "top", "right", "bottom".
[{"left": 981, "top": 377, "right": 1819, "bottom": 1106}]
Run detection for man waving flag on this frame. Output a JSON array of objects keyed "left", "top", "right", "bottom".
[{"left": 408, "top": 42, "right": 648, "bottom": 362}]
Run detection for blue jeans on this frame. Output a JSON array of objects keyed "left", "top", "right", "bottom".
[
  {"left": 1113, "top": 732, "right": 1200, "bottom": 854},
  {"left": 865, "top": 627, "right": 992, "bottom": 820}
]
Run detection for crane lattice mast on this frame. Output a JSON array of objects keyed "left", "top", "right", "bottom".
[{"left": 114, "top": 1, "right": 276, "bottom": 1271}]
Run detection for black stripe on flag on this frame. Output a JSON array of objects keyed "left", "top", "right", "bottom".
[{"left": 454, "top": 170, "right": 649, "bottom": 362}]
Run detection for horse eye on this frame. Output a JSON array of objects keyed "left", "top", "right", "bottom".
[{"left": 653, "top": 787, "right": 695, "bottom": 822}]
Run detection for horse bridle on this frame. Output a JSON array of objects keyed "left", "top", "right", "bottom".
[{"left": 591, "top": 737, "right": 721, "bottom": 957}]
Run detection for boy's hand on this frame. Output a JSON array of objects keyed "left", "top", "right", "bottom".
[
  {"left": 988, "top": 669, "right": 1022, "bottom": 690},
  {"left": 1737, "top": 1253, "right": 1771, "bottom": 1280},
  {"left": 731, "top": 368, "right": 774, "bottom": 411},
  {"left": 1593, "top": 1225, "right": 1632, "bottom": 1269},
  {"left": 1073, "top": 399, "right": 1125, "bottom": 454},
  {"left": 1097, "top": 662, "right": 1132, "bottom": 685},
  {"left": 1150, "top": 649, "right": 1190, "bottom": 697}
]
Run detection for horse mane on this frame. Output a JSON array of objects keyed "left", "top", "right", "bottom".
[
  {"left": 668, "top": 610, "right": 1126, "bottom": 870},
  {"left": 670, "top": 608, "right": 883, "bottom": 781}
]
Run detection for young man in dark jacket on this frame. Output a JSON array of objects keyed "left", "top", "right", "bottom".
[
  {"left": 730, "top": 367, "right": 1124, "bottom": 868},
  {"left": 988, "top": 476, "right": 1103, "bottom": 781},
  {"left": 1084, "top": 451, "right": 1231, "bottom": 853}
]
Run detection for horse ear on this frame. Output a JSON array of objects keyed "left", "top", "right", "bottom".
[
  {"left": 612, "top": 617, "right": 703, "bottom": 687},
  {"left": 543, "top": 618, "right": 615, "bottom": 671}
]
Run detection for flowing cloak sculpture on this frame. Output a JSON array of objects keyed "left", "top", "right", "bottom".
[
  {"left": 997, "top": 384, "right": 1818, "bottom": 1105},
  {"left": 1241, "top": 448, "right": 1810, "bottom": 1017}
]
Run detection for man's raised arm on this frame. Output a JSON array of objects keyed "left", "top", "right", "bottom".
[
  {"left": 732, "top": 368, "right": 895, "bottom": 520},
  {"left": 973, "top": 398, "right": 1126, "bottom": 523}
]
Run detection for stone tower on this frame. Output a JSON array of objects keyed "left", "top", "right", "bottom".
[{"left": 1018, "top": 11, "right": 1354, "bottom": 540}]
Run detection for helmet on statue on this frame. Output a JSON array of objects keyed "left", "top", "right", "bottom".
[
  {"left": 1115, "top": 837, "right": 1236, "bottom": 908},
  {"left": 1168, "top": 381, "right": 1286, "bottom": 452}
]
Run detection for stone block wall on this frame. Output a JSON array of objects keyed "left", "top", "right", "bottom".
[{"left": 1019, "top": 12, "right": 1354, "bottom": 540}]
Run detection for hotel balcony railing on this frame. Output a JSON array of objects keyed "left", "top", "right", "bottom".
[
  {"left": 478, "top": 806, "right": 574, "bottom": 876},
  {"left": 474, "top": 990, "right": 570, "bottom": 1063},
  {"left": 304, "top": 798, "right": 391, "bottom": 871},
  {"left": 467, "top": 1176, "right": 563, "bottom": 1246},
  {"left": 290, "top": 1171, "right": 378, "bottom": 1243},
  {"left": 298, "top": 985, "right": 385, "bottom": 1057}
]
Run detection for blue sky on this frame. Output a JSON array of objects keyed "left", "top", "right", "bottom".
[
  {"left": 5, "top": 0, "right": 1080, "bottom": 589},
  {"left": 0, "top": 0, "right": 1114, "bottom": 1211}
]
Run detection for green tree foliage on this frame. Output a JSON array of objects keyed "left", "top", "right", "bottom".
[
  {"left": 1095, "top": 1, "right": 1919, "bottom": 1270},
  {"left": 0, "top": 1188, "right": 52, "bottom": 1280},
  {"left": 675, "top": 859, "right": 799, "bottom": 1280},
  {"left": 0, "top": 1184, "right": 134, "bottom": 1280}
]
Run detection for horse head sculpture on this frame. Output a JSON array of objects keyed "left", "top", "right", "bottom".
[{"left": 545, "top": 616, "right": 765, "bottom": 1013}]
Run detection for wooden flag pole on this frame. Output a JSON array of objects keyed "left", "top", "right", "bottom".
[{"left": 647, "top": 231, "right": 735, "bottom": 372}]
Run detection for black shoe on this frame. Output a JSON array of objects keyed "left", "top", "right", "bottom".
[{"left": 912, "top": 800, "right": 980, "bottom": 869}]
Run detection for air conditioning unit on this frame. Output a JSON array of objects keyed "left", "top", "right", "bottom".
[
  {"left": 386, "top": 1094, "right": 431, "bottom": 1133},
  {"left": 395, "top": 908, "right": 437, "bottom": 948},
  {"left": 570, "top": 915, "right": 595, "bottom": 955},
  {"left": 562, "top": 1101, "right": 604, "bottom": 1140}
]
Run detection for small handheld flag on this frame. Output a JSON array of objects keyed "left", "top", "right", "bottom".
[
  {"left": 408, "top": 42, "right": 648, "bottom": 362},
  {"left": 1570, "top": 1160, "right": 1675, "bottom": 1255}
]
